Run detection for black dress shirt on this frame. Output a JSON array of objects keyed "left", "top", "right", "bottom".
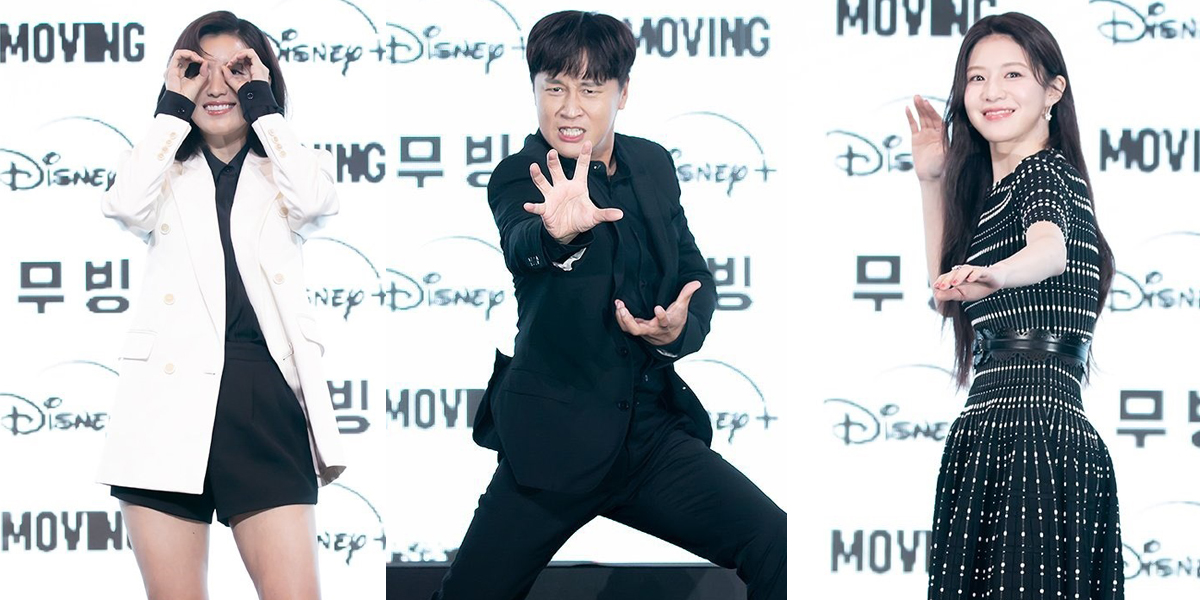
[
  {"left": 541, "top": 139, "right": 688, "bottom": 475},
  {"left": 202, "top": 143, "right": 267, "bottom": 345},
  {"left": 155, "top": 81, "right": 283, "bottom": 345}
]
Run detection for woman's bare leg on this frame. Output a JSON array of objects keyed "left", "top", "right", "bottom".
[
  {"left": 120, "top": 501, "right": 210, "bottom": 600},
  {"left": 230, "top": 504, "right": 321, "bottom": 600}
]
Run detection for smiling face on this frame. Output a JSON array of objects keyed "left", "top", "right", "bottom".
[
  {"left": 189, "top": 33, "right": 252, "bottom": 142},
  {"left": 963, "top": 34, "right": 1064, "bottom": 153},
  {"left": 534, "top": 65, "right": 628, "bottom": 167}
]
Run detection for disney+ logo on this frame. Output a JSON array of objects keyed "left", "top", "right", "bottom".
[
  {"left": 264, "top": 0, "right": 525, "bottom": 76},
  {"left": 824, "top": 399, "right": 949, "bottom": 445},
  {"left": 1092, "top": 1, "right": 1198, "bottom": 44},
  {"left": 827, "top": 97, "right": 946, "bottom": 177}
]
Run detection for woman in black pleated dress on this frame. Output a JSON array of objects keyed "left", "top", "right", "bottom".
[{"left": 905, "top": 12, "right": 1123, "bottom": 599}]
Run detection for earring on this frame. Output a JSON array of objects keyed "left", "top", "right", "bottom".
[{"left": 1044, "top": 109, "right": 1053, "bottom": 122}]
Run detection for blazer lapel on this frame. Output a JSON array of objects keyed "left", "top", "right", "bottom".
[
  {"left": 618, "top": 138, "right": 678, "bottom": 304},
  {"left": 229, "top": 153, "right": 274, "bottom": 275},
  {"left": 170, "top": 154, "right": 225, "bottom": 338}
]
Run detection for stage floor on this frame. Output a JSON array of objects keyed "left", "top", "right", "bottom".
[{"left": 387, "top": 562, "right": 746, "bottom": 600}]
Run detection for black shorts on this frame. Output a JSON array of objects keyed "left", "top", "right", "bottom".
[{"left": 111, "top": 341, "right": 318, "bottom": 526}]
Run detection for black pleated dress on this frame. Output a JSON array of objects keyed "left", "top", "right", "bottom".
[{"left": 928, "top": 149, "right": 1124, "bottom": 600}]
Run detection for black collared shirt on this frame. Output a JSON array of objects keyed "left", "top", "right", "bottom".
[
  {"left": 155, "top": 81, "right": 283, "bottom": 345},
  {"left": 203, "top": 143, "right": 267, "bottom": 345},
  {"left": 588, "top": 158, "right": 669, "bottom": 399},
  {"left": 539, "top": 137, "right": 687, "bottom": 474},
  {"left": 594, "top": 157, "right": 682, "bottom": 472}
]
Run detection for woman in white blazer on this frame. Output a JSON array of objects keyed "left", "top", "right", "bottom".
[{"left": 98, "top": 11, "right": 345, "bottom": 600}]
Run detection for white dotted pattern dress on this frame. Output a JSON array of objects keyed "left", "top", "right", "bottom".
[{"left": 928, "top": 149, "right": 1123, "bottom": 600}]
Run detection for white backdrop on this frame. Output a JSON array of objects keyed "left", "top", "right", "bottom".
[
  {"left": 0, "top": 0, "right": 792, "bottom": 598},
  {"left": 377, "top": 0, "right": 793, "bottom": 568},
  {"left": 799, "top": 0, "right": 1200, "bottom": 598},
  {"left": 0, "top": 1, "right": 397, "bottom": 597},
  {"left": 0, "top": 1, "right": 1195, "bottom": 599}
]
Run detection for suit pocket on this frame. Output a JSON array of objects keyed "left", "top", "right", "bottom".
[
  {"left": 502, "top": 368, "right": 575, "bottom": 404},
  {"left": 119, "top": 330, "right": 156, "bottom": 361},
  {"left": 296, "top": 315, "right": 325, "bottom": 356}
]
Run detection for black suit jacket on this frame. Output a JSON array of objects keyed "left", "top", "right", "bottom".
[{"left": 473, "top": 132, "right": 717, "bottom": 494}]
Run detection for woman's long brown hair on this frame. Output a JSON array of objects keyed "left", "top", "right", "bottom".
[{"left": 939, "top": 12, "right": 1115, "bottom": 387}]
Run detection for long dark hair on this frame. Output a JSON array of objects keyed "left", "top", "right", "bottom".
[
  {"left": 163, "top": 11, "right": 287, "bottom": 160},
  {"left": 940, "top": 12, "right": 1115, "bottom": 387}
]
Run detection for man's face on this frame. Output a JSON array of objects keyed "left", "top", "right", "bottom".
[{"left": 533, "top": 68, "right": 628, "bottom": 167}]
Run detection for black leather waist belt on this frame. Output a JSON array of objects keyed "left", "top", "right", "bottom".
[{"left": 973, "top": 329, "right": 1090, "bottom": 367}]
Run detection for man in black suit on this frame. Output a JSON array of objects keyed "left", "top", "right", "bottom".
[{"left": 433, "top": 10, "right": 785, "bottom": 600}]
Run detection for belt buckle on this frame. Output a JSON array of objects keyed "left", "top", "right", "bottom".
[{"left": 972, "top": 330, "right": 987, "bottom": 367}]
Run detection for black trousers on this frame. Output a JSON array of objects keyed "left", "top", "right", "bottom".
[{"left": 433, "top": 428, "right": 786, "bottom": 600}]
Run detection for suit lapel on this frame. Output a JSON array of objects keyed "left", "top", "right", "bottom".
[
  {"left": 618, "top": 137, "right": 678, "bottom": 305},
  {"left": 171, "top": 154, "right": 225, "bottom": 338},
  {"left": 230, "top": 153, "right": 273, "bottom": 278}
]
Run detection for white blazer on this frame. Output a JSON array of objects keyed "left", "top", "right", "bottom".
[{"left": 97, "top": 111, "right": 346, "bottom": 494}]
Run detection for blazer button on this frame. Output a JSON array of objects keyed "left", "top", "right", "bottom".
[
  {"left": 246, "top": 91, "right": 255, "bottom": 100},
  {"left": 163, "top": 363, "right": 176, "bottom": 375},
  {"left": 160, "top": 223, "right": 171, "bottom": 235},
  {"left": 273, "top": 273, "right": 285, "bottom": 284},
  {"left": 279, "top": 206, "right": 289, "bottom": 218},
  {"left": 163, "top": 293, "right": 175, "bottom": 305},
  {"left": 617, "top": 401, "right": 630, "bottom": 411}
]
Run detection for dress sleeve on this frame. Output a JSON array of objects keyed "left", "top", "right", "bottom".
[{"left": 1012, "top": 155, "right": 1073, "bottom": 241}]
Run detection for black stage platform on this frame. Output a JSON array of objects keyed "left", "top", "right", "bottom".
[{"left": 387, "top": 562, "right": 746, "bottom": 600}]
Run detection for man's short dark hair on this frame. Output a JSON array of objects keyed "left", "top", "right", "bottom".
[{"left": 526, "top": 11, "right": 636, "bottom": 88}]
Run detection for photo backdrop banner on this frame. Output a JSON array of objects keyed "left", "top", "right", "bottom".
[
  {"left": 800, "top": 1, "right": 1200, "bottom": 598},
  {"left": 2, "top": 1, "right": 1195, "bottom": 598},
  {"left": 0, "top": 0, "right": 792, "bottom": 597}
]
